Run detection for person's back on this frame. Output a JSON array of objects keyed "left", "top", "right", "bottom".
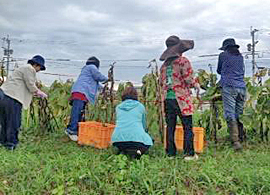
[
  {"left": 65, "top": 56, "right": 108, "bottom": 141},
  {"left": 72, "top": 64, "right": 107, "bottom": 104},
  {"left": 112, "top": 99, "right": 152, "bottom": 145},
  {"left": 1, "top": 64, "right": 42, "bottom": 109},
  {"left": 159, "top": 35, "right": 199, "bottom": 160},
  {"left": 0, "top": 55, "right": 47, "bottom": 150},
  {"left": 217, "top": 50, "right": 245, "bottom": 88},
  {"left": 217, "top": 38, "right": 246, "bottom": 151},
  {"left": 111, "top": 86, "right": 153, "bottom": 159}
]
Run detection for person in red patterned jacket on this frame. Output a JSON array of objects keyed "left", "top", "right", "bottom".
[{"left": 159, "top": 35, "right": 200, "bottom": 160}]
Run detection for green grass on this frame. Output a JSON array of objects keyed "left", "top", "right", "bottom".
[{"left": 0, "top": 130, "right": 270, "bottom": 195}]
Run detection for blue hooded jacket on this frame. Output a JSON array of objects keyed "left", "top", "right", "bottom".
[
  {"left": 71, "top": 64, "right": 108, "bottom": 104},
  {"left": 111, "top": 99, "right": 153, "bottom": 146}
]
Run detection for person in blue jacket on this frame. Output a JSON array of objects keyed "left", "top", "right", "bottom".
[
  {"left": 111, "top": 86, "right": 153, "bottom": 159},
  {"left": 65, "top": 56, "right": 108, "bottom": 141},
  {"left": 217, "top": 38, "right": 246, "bottom": 151}
]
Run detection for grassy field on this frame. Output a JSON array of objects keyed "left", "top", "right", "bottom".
[{"left": 0, "top": 129, "right": 270, "bottom": 195}]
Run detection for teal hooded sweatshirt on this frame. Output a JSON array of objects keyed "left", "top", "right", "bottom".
[{"left": 111, "top": 99, "right": 153, "bottom": 146}]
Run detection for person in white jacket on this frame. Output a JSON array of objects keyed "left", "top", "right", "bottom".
[{"left": 0, "top": 55, "right": 47, "bottom": 150}]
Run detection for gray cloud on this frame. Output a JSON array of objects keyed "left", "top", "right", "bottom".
[{"left": 0, "top": 0, "right": 270, "bottom": 68}]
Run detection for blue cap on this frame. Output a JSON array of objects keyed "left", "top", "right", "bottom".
[{"left": 28, "top": 55, "right": 46, "bottom": 71}]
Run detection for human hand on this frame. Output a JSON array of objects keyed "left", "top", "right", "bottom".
[{"left": 35, "top": 89, "right": 48, "bottom": 99}]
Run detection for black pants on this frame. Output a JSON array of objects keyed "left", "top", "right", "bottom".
[
  {"left": 0, "top": 89, "right": 22, "bottom": 148},
  {"left": 113, "top": 142, "right": 150, "bottom": 158},
  {"left": 165, "top": 99, "right": 194, "bottom": 156}
]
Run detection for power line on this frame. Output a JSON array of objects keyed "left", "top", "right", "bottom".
[
  {"left": 41, "top": 72, "right": 76, "bottom": 77},
  {"left": 11, "top": 55, "right": 270, "bottom": 71},
  {"left": 13, "top": 57, "right": 150, "bottom": 62},
  {"left": 9, "top": 30, "right": 250, "bottom": 47}
]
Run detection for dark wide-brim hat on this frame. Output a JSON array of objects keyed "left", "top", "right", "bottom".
[
  {"left": 27, "top": 55, "right": 46, "bottom": 71},
  {"left": 160, "top": 35, "right": 194, "bottom": 61},
  {"left": 219, "top": 38, "right": 239, "bottom": 50}
]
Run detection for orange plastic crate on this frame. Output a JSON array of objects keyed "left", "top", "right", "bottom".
[
  {"left": 78, "top": 121, "right": 115, "bottom": 149},
  {"left": 164, "top": 126, "right": 204, "bottom": 153}
]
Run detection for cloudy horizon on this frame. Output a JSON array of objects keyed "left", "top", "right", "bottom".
[{"left": 1, "top": 0, "right": 270, "bottom": 83}]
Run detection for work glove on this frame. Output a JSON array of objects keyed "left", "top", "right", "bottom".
[{"left": 35, "top": 89, "right": 48, "bottom": 99}]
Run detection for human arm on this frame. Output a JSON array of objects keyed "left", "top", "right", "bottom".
[
  {"left": 23, "top": 66, "right": 39, "bottom": 93},
  {"left": 159, "top": 64, "right": 166, "bottom": 95},
  {"left": 217, "top": 53, "right": 224, "bottom": 75},
  {"left": 34, "top": 89, "right": 48, "bottom": 98},
  {"left": 23, "top": 67, "right": 47, "bottom": 98},
  {"left": 142, "top": 106, "right": 148, "bottom": 132},
  {"left": 91, "top": 66, "right": 108, "bottom": 82}
]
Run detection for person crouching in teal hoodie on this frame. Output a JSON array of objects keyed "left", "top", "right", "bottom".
[{"left": 111, "top": 86, "right": 153, "bottom": 159}]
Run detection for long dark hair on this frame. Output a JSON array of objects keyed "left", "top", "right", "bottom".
[{"left": 226, "top": 46, "right": 241, "bottom": 56}]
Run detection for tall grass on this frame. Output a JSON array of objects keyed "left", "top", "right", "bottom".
[{"left": 0, "top": 129, "right": 269, "bottom": 194}]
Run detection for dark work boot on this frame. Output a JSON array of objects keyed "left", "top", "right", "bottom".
[
  {"left": 237, "top": 119, "right": 246, "bottom": 142},
  {"left": 228, "top": 121, "right": 243, "bottom": 151}
]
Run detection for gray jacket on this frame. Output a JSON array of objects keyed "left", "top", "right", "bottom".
[{"left": 1, "top": 64, "right": 38, "bottom": 109}]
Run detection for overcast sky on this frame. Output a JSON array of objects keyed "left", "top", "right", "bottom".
[{"left": 1, "top": 0, "right": 270, "bottom": 69}]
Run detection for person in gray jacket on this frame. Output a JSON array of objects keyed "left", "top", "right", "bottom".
[{"left": 0, "top": 55, "right": 47, "bottom": 150}]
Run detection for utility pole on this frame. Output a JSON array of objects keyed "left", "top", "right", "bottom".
[
  {"left": 250, "top": 27, "right": 259, "bottom": 84},
  {"left": 1, "top": 35, "right": 13, "bottom": 77},
  {"left": 0, "top": 59, "right": 4, "bottom": 85}
]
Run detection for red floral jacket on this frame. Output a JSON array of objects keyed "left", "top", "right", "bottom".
[{"left": 160, "top": 55, "right": 198, "bottom": 115}]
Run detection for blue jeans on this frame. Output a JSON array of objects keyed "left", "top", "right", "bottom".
[
  {"left": 222, "top": 86, "right": 246, "bottom": 121},
  {"left": 66, "top": 99, "right": 86, "bottom": 135},
  {"left": 0, "top": 89, "right": 22, "bottom": 147},
  {"left": 164, "top": 99, "right": 194, "bottom": 156}
]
